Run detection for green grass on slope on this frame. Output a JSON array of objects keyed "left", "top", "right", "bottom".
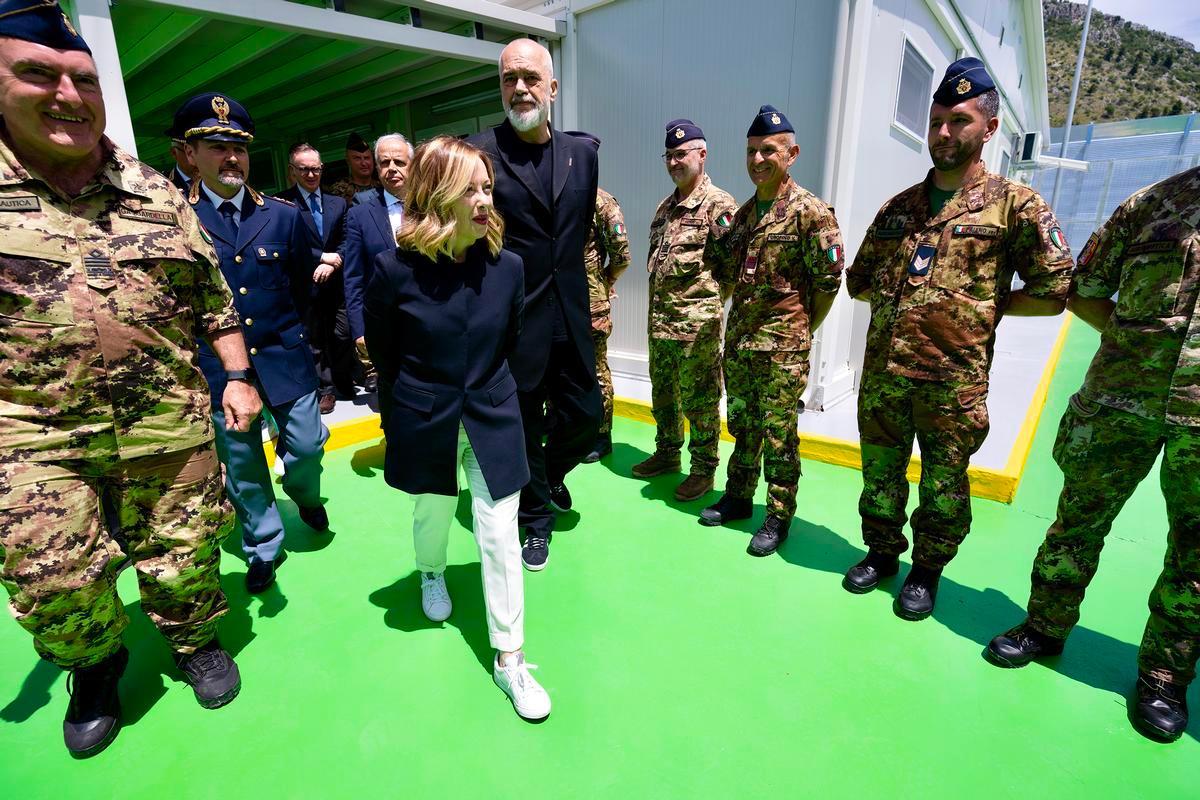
[{"left": 1, "top": 322, "right": 1196, "bottom": 799}]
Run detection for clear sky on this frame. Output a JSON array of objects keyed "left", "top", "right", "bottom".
[{"left": 1091, "top": 0, "right": 1200, "bottom": 49}]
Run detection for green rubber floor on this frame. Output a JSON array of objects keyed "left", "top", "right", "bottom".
[{"left": 2, "top": 321, "right": 1197, "bottom": 798}]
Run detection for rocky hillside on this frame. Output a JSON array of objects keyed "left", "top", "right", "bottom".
[{"left": 1044, "top": 0, "right": 1200, "bottom": 124}]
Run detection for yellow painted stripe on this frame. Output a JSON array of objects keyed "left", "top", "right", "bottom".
[{"left": 308, "top": 318, "right": 1072, "bottom": 505}]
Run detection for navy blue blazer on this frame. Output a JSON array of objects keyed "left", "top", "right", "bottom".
[
  {"left": 468, "top": 121, "right": 599, "bottom": 390},
  {"left": 191, "top": 186, "right": 321, "bottom": 409},
  {"left": 275, "top": 185, "right": 348, "bottom": 302},
  {"left": 343, "top": 188, "right": 397, "bottom": 341},
  {"left": 364, "top": 243, "right": 529, "bottom": 499}
]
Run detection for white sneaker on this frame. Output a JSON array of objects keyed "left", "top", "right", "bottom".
[
  {"left": 493, "top": 652, "right": 551, "bottom": 720},
  {"left": 420, "top": 572, "right": 452, "bottom": 622},
  {"left": 272, "top": 454, "right": 286, "bottom": 477}
]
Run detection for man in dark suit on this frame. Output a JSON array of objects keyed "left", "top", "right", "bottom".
[
  {"left": 468, "top": 38, "right": 602, "bottom": 571},
  {"left": 177, "top": 93, "right": 330, "bottom": 594},
  {"left": 343, "top": 133, "right": 412, "bottom": 394},
  {"left": 276, "top": 143, "right": 353, "bottom": 414},
  {"left": 164, "top": 113, "right": 196, "bottom": 192}
]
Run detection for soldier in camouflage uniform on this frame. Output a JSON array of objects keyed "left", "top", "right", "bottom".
[
  {"left": 325, "top": 131, "right": 382, "bottom": 204},
  {"left": 0, "top": 2, "right": 261, "bottom": 757},
  {"left": 987, "top": 164, "right": 1200, "bottom": 743},
  {"left": 581, "top": 186, "right": 630, "bottom": 461},
  {"left": 843, "top": 58, "right": 1072, "bottom": 621},
  {"left": 632, "top": 119, "right": 737, "bottom": 502},
  {"left": 698, "top": 106, "right": 844, "bottom": 557}
]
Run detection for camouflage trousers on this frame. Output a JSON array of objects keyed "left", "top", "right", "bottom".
[
  {"left": 592, "top": 318, "right": 614, "bottom": 436},
  {"left": 857, "top": 370, "right": 990, "bottom": 569},
  {"left": 724, "top": 349, "right": 809, "bottom": 520},
  {"left": 648, "top": 335, "right": 723, "bottom": 478},
  {"left": 1026, "top": 395, "right": 1200, "bottom": 684},
  {"left": 0, "top": 445, "right": 230, "bottom": 669}
]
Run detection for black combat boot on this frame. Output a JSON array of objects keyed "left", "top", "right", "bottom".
[
  {"left": 986, "top": 621, "right": 1066, "bottom": 668},
  {"left": 747, "top": 515, "right": 790, "bottom": 557},
  {"left": 698, "top": 494, "right": 753, "bottom": 527},
  {"left": 175, "top": 640, "right": 241, "bottom": 709},
  {"left": 894, "top": 564, "right": 942, "bottom": 621},
  {"left": 1131, "top": 672, "right": 1189, "bottom": 743},
  {"left": 63, "top": 646, "right": 129, "bottom": 758},
  {"left": 842, "top": 550, "right": 900, "bottom": 594}
]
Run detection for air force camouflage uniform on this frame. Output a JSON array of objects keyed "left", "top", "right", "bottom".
[
  {"left": 707, "top": 176, "right": 843, "bottom": 522},
  {"left": 0, "top": 136, "right": 237, "bottom": 668},
  {"left": 648, "top": 173, "right": 737, "bottom": 476},
  {"left": 847, "top": 167, "right": 1073, "bottom": 568},
  {"left": 584, "top": 188, "right": 631, "bottom": 436},
  {"left": 1021, "top": 165, "right": 1200, "bottom": 687}
]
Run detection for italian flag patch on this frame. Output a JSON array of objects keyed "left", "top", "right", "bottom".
[
  {"left": 1049, "top": 226, "right": 1067, "bottom": 250},
  {"left": 198, "top": 223, "right": 213, "bottom": 245},
  {"left": 613, "top": 222, "right": 626, "bottom": 235},
  {"left": 826, "top": 244, "right": 842, "bottom": 263},
  {"left": 717, "top": 212, "right": 733, "bottom": 228}
]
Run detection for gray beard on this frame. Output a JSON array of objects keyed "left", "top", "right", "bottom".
[{"left": 506, "top": 102, "right": 549, "bottom": 133}]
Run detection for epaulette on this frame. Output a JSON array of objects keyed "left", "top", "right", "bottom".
[{"left": 268, "top": 192, "right": 295, "bottom": 207}]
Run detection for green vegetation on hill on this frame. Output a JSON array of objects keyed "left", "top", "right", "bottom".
[{"left": 1044, "top": 0, "right": 1200, "bottom": 125}]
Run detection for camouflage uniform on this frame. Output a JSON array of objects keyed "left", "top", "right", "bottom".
[
  {"left": 706, "top": 178, "right": 843, "bottom": 519},
  {"left": 585, "top": 188, "right": 631, "bottom": 436},
  {"left": 0, "top": 137, "right": 238, "bottom": 668},
  {"left": 647, "top": 174, "right": 737, "bottom": 475},
  {"left": 1024, "top": 165, "right": 1200, "bottom": 684},
  {"left": 847, "top": 168, "right": 1073, "bottom": 568},
  {"left": 325, "top": 177, "right": 380, "bottom": 204}
]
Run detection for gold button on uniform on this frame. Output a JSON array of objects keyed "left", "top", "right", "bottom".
[
  {"left": 239, "top": 287, "right": 247, "bottom": 295},
  {"left": 244, "top": 318, "right": 253, "bottom": 326},
  {"left": 249, "top": 347, "right": 258, "bottom": 355},
  {"left": 272, "top": 251, "right": 279, "bottom": 257},
  {"left": 235, "top": 255, "right": 243, "bottom": 263}
]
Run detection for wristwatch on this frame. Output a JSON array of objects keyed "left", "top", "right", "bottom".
[{"left": 225, "top": 369, "right": 255, "bottom": 382}]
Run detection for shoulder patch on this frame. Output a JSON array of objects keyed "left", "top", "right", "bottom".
[
  {"left": 1078, "top": 233, "right": 1099, "bottom": 266},
  {"left": 612, "top": 222, "right": 626, "bottom": 236},
  {"left": 716, "top": 212, "right": 733, "bottom": 228}
]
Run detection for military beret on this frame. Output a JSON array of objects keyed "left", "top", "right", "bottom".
[
  {"left": 0, "top": 0, "right": 90, "bottom": 53},
  {"left": 176, "top": 92, "right": 255, "bottom": 143},
  {"left": 565, "top": 130, "right": 601, "bottom": 152},
  {"left": 746, "top": 105, "right": 793, "bottom": 137},
  {"left": 932, "top": 57, "right": 995, "bottom": 106},
  {"left": 345, "top": 132, "right": 370, "bottom": 152},
  {"left": 664, "top": 119, "right": 704, "bottom": 148}
]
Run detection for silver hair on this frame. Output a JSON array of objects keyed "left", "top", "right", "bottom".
[
  {"left": 975, "top": 89, "right": 1000, "bottom": 121},
  {"left": 373, "top": 133, "right": 413, "bottom": 162}
]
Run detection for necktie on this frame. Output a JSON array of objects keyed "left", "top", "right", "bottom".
[
  {"left": 308, "top": 192, "right": 323, "bottom": 236},
  {"left": 218, "top": 200, "right": 239, "bottom": 239}
]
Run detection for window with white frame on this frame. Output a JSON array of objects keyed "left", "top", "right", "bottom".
[{"left": 894, "top": 39, "right": 934, "bottom": 138}]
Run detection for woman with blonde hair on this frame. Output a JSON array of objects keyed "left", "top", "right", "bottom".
[{"left": 364, "top": 135, "right": 549, "bottom": 720}]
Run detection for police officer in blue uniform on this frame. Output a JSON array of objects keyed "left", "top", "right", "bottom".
[{"left": 177, "top": 93, "right": 331, "bottom": 593}]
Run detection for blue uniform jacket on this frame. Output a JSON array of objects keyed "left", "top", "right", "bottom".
[{"left": 191, "top": 185, "right": 321, "bottom": 409}]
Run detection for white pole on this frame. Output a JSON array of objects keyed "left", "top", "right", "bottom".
[
  {"left": 73, "top": 0, "right": 138, "bottom": 156},
  {"left": 1051, "top": 0, "right": 1093, "bottom": 208}
]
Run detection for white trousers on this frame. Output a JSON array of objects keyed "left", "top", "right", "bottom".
[{"left": 411, "top": 425, "right": 524, "bottom": 652}]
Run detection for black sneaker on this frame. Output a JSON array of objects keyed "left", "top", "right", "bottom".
[
  {"left": 522, "top": 532, "right": 550, "bottom": 572},
  {"left": 747, "top": 515, "right": 790, "bottom": 557},
  {"left": 246, "top": 550, "right": 286, "bottom": 594},
  {"left": 698, "top": 494, "right": 753, "bottom": 527},
  {"left": 548, "top": 482, "right": 572, "bottom": 513},
  {"left": 582, "top": 435, "right": 612, "bottom": 464},
  {"left": 1132, "top": 672, "right": 1189, "bottom": 743},
  {"left": 986, "top": 621, "right": 1066, "bottom": 668},
  {"left": 175, "top": 640, "right": 241, "bottom": 709},
  {"left": 63, "top": 646, "right": 128, "bottom": 758}
]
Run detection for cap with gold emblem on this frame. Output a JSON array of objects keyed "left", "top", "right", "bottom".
[
  {"left": 746, "top": 105, "right": 793, "bottom": 138},
  {"left": 175, "top": 92, "right": 255, "bottom": 143},
  {"left": 932, "top": 56, "right": 994, "bottom": 106},
  {"left": 663, "top": 118, "right": 704, "bottom": 148},
  {"left": 0, "top": 0, "right": 90, "bottom": 53}
]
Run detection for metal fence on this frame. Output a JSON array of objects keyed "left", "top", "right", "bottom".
[{"left": 1018, "top": 113, "right": 1200, "bottom": 250}]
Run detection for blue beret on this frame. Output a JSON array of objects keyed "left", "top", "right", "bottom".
[
  {"left": 932, "top": 57, "right": 995, "bottom": 106},
  {"left": 175, "top": 93, "right": 255, "bottom": 143},
  {"left": 664, "top": 119, "right": 704, "bottom": 148},
  {"left": 746, "top": 105, "right": 793, "bottom": 137},
  {"left": 565, "top": 130, "right": 601, "bottom": 152},
  {"left": 0, "top": 0, "right": 90, "bottom": 53}
]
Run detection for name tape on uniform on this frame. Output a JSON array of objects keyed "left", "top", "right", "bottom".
[{"left": 0, "top": 195, "right": 41, "bottom": 212}]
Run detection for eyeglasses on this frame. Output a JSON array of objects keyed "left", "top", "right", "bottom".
[
  {"left": 291, "top": 165, "right": 323, "bottom": 174},
  {"left": 661, "top": 147, "right": 702, "bottom": 163}
]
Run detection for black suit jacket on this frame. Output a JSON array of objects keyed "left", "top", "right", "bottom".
[
  {"left": 169, "top": 167, "right": 191, "bottom": 193},
  {"left": 468, "top": 121, "right": 599, "bottom": 390},
  {"left": 343, "top": 188, "right": 398, "bottom": 340},
  {"left": 364, "top": 243, "right": 529, "bottom": 499},
  {"left": 275, "top": 185, "right": 348, "bottom": 302}
]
